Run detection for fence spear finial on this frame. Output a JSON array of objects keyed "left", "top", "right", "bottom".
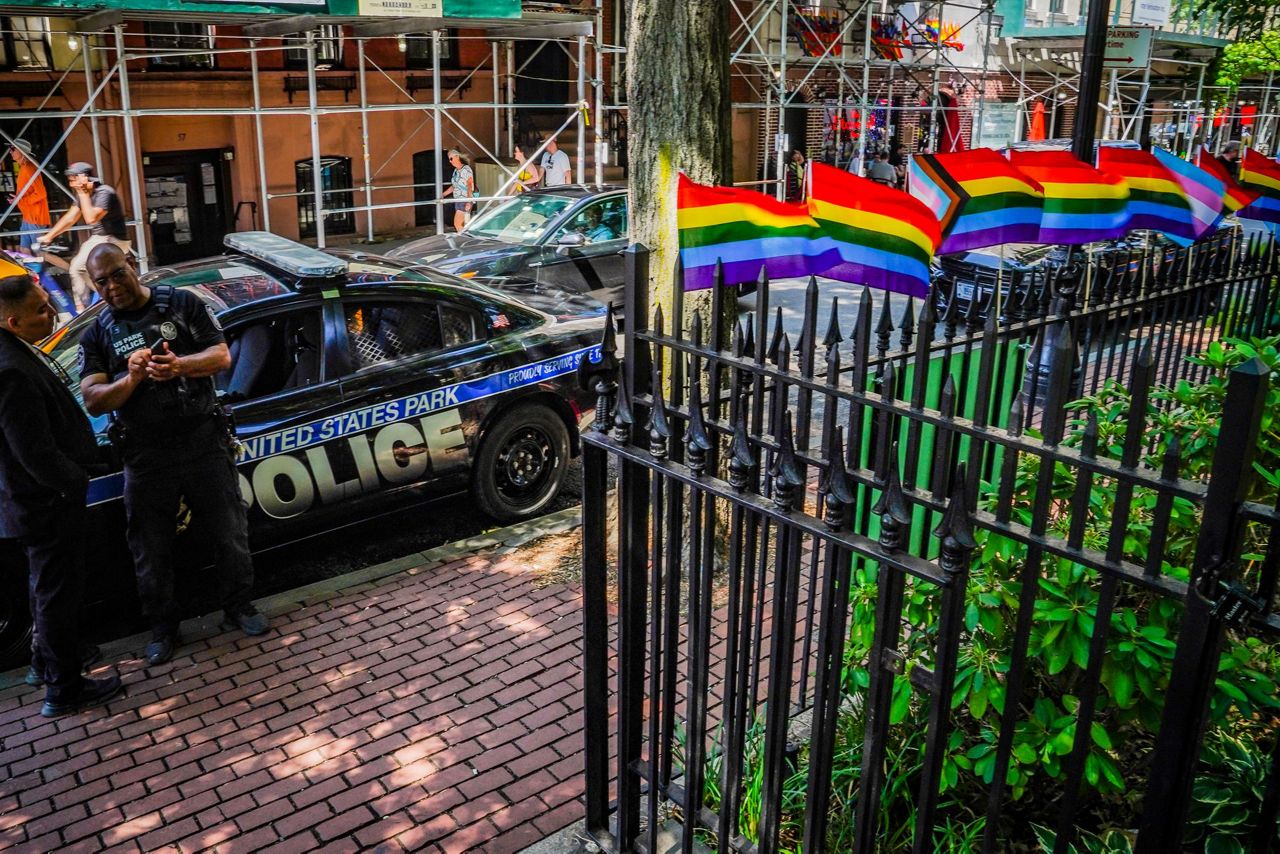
[
  {"left": 873, "top": 442, "right": 911, "bottom": 552},
  {"left": 769, "top": 410, "right": 804, "bottom": 510},
  {"left": 823, "top": 296, "right": 843, "bottom": 349},
  {"left": 684, "top": 361, "right": 712, "bottom": 475},
  {"left": 822, "top": 426, "right": 855, "bottom": 530},
  {"left": 728, "top": 415, "right": 756, "bottom": 492},
  {"left": 933, "top": 462, "right": 977, "bottom": 574}
]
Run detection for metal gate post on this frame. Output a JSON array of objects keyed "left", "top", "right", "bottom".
[
  {"left": 1136, "top": 357, "right": 1271, "bottom": 852},
  {"left": 581, "top": 320, "right": 619, "bottom": 842}
]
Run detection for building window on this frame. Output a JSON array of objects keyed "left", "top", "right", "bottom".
[
  {"left": 1, "top": 16, "right": 52, "bottom": 70},
  {"left": 286, "top": 25, "right": 343, "bottom": 70},
  {"left": 295, "top": 156, "right": 355, "bottom": 239},
  {"left": 403, "top": 30, "right": 457, "bottom": 70},
  {"left": 1049, "top": 0, "right": 1065, "bottom": 13},
  {"left": 145, "top": 22, "right": 215, "bottom": 70}
]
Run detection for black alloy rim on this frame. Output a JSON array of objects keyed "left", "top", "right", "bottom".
[{"left": 494, "top": 425, "right": 556, "bottom": 507}]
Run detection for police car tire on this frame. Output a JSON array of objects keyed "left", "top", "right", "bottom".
[
  {"left": 0, "top": 560, "right": 31, "bottom": 669},
  {"left": 473, "top": 403, "right": 570, "bottom": 523}
]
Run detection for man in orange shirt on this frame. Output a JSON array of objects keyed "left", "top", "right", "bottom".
[{"left": 8, "top": 139, "right": 50, "bottom": 253}]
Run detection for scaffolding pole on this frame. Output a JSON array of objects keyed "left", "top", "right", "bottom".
[
  {"left": 81, "top": 37, "right": 102, "bottom": 180},
  {"left": 576, "top": 34, "right": 586, "bottom": 184},
  {"left": 306, "top": 31, "right": 326, "bottom": 248},
  {"left": 358, "top": 38, "right": 374, "bottom": 243},
  {"left": 114, "top": 23, "right": 149, "bottom": 271},
  {"left": 432, "top": 28, "right": 445, "bottom": 235},
  {"left": 249, "top": 39, "right": 271, "bottom": 233}
]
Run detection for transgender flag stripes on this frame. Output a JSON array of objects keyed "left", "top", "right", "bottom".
[
  {"left": 908, "top": 148, "right": 1044, "bottom": 254},
  {"left": 1097, "top": 146, "right": 1197, "bottom": 245},
  {"left": 1149, "top": 147, "right": 1224, "bottom": 241},
  {"left": 676, "top": 174, "right": 838, "bottom": 290}
]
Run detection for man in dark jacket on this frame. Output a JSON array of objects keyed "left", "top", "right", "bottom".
[{"left": 0, "top": 273, "right": 122, "bottom": 717}]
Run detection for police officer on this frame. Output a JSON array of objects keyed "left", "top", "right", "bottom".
[{"left": 78, "top": 243, "right": 268, "bottom": 665}]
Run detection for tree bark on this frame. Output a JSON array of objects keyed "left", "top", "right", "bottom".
[{"left": 627, "top": 0, "right": 733, "bottom": 330}]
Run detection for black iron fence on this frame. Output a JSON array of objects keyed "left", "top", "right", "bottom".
[{"left": 578, "top": 230, "right": 1280, "bottom": 854}]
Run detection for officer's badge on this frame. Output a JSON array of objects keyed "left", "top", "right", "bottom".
[
  {"left": 76, "top": 346, "right": 86, "bottom": 374},
  {"left": 160, "top": 321, "right": 179, "bottom": 341},
  {"left": 205, "top": 304, "right": 223, "bottom": 331}
]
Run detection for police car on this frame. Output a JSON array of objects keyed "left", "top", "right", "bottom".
[{"left": 0, "top": 232, "right": 608, "bottom": 667}]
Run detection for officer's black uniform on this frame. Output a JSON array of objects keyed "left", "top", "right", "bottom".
[{"left": 79, "top": 286, "right": 254, "bottom": 637}]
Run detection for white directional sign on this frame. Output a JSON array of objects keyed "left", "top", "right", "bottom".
[{"left": 1104, "top": 26, "right": 1154, "bottom": 70}]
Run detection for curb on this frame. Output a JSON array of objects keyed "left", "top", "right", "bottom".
[{"left": 1, "top": 505, "right": 584, "bottom": 691}]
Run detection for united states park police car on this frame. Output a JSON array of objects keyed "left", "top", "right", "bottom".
[{"left": 0, "top": 232, "right": 609, "bottom": 667}]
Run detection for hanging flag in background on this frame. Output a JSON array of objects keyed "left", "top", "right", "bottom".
[
  {"left": 909, "top": 148, "right": 1044, "bottom": 254},
  {"left": 1008, "top": 150, "right": 1131, "bottom": 245},
  {"left": 676, "top": 174, "right": 837, "bottom": 291},
  {"left": 807, "top": 162, "right": 940, "bottom": 298},
  {"left": 1097, "top": 146, "right": 1197, "bottom": 245},
  {"left": 1148, "top": 147, "right": 1225, "bottom": 240},
  {"left": 1237, "top": 149, "right": 1280, "bottom": 224},
  {"left": 1197, "top": 146, "right": 1259, "bottom": 214}
]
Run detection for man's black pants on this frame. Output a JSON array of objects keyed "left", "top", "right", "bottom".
[
  {"left": 122, "top": 421, "right": 254, "bottom": 635},
  {"left": 23, "top": 501, "right": 86, "bottom": 700}
]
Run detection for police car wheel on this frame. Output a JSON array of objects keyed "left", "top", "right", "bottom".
[
  {"left": 0, "top": 558, "right": 32, "bottom": 669},
  {"left": 475, "top": 404, "right": 569, "bottom": 523}
]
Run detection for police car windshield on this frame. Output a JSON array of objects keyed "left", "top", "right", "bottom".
[{"left": 465, "top": 194, "right": 576, "bottom": 244}]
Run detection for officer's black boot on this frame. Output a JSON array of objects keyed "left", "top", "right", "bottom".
[
  {"left": 224, "top": 604, "right": 269, "bottom": 637},
  {"left": 41, "top": 674, "right": 123, "bottom": 718},
  {"left": 145, "top": 629, "right": 179, "bottom": 666}
]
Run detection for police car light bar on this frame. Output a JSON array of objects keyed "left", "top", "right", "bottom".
[{"left": 223, "top": 232, "right": 348, "bottom": 280}]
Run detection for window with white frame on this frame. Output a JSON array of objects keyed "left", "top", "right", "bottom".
[
  {"left": 145, "top": 22, "right": 216, "bottom": 70},
  {"left": 1, "top": 16, "right": 52, "bottom": 70},
  {"left": 285, "top": 25, "right": 343, "bottom": 69}
]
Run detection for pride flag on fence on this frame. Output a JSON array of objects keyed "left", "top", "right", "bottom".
[
  {"left": 1197, "top": 146, "right": 1260, "bottom": 214},
  {"left": 676, "top": 173, "right": 837, "bottom": 290},
  {"left": 1008, "top": 150, "right": 1131, "bottom": 245},
  {"left": 1236, "top": 149, "right": 1280, "bottom": 224},
  {"left": 909, "top": 148, "right": 1043, "bottom": 253},
  {"left": 807, "top": 162, "right": 940, "bottom": 298},
  {"left": 1097, "top": 146, "right": 1197, "bottom": 245}
]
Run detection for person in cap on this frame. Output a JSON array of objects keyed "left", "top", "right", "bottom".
[
  {"left": 7, "top": 139, "right": 50, "bottom": 253},
  {"left": 40, "top": 162, "right": 130, "bottom": 312}
]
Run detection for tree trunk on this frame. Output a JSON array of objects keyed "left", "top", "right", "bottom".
[{"left": 627, "top": 0, "right": 733, "bottom": 331}]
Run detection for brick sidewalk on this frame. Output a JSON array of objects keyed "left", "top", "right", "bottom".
[{"left": 0, "top": 512, "right": 596, "bottom": 853}]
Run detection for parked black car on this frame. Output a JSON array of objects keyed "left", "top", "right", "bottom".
[
  {"left": 390, "top": 185, "right": 629, "bottom": 309},
  {"left": 0, "top": 232, "right": 607, "bottom": 666}
]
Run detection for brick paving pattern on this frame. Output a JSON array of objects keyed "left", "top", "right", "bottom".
[{"left": 0, "top": 552, "right": 594, "bottom": 853}]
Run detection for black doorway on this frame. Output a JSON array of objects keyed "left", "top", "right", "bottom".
[
  {"left": 514, "top": 41, "right": 569, "bottom": 108},
  {"left": 413, "top": 150, "right": 439, "bottom": 228},
  {"left": 144, "top": 149, "right": 231, "bottom": 265}
]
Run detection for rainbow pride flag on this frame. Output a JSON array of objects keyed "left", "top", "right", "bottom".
[
  {"left": 1149, "top": 147, "right": 1225, "bottom": 240},
  {"left": 1197, "top": 146, "right": 1259, "bottom": 214},
  {"left": 1008, "top": 151, "right": 1131, "bottom": 245},
  {"left": 1097, "top": 146, "right": 1196, "bottom": 245},
  {"left": 1237, "top": 149, "right": 1280, "bottom": 224},
  {"left": 677, "top": 174, "right": 838, "bottom": 290},
  {"left": 909, "top": 148, "right": 1043, "bottom": 253},
  {"left": 808, "top": 162, "right": 940, "bottom": 297}
]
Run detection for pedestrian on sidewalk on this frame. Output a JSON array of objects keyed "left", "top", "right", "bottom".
[
  {"left": 540, "top": 137, "right": 572, "bottom": 187},
  {"left": 785, "top": 149, "right": 807, "bottom": 203},
  {"left": 869, "top": 150, "right": 898, "bottom": 187},
  {"left": 0, "top": 273, "right": 122, "bottom": 717},
  {"left": 78, "top": 243, "right": 269, "bottom": 666},
  {"left": 40, "top": 162, "right": 131, "bottom": 312},
  {"left": 441, "top": 149, "right": 475, "bottom": 233},
  {"left": 512, "top": 143, "right": 541, "bottom": 194},
  {"left": 7, "top": 139, "right": 50, "bottom": 253}
]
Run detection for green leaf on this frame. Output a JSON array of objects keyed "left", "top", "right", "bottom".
[{"left": 1090, "top": 722, "right": 1113, "bottom": 750}]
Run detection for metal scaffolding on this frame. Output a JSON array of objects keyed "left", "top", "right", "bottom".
[{"left": 0, "top": 3, "right": 625, "bottom": 270}]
